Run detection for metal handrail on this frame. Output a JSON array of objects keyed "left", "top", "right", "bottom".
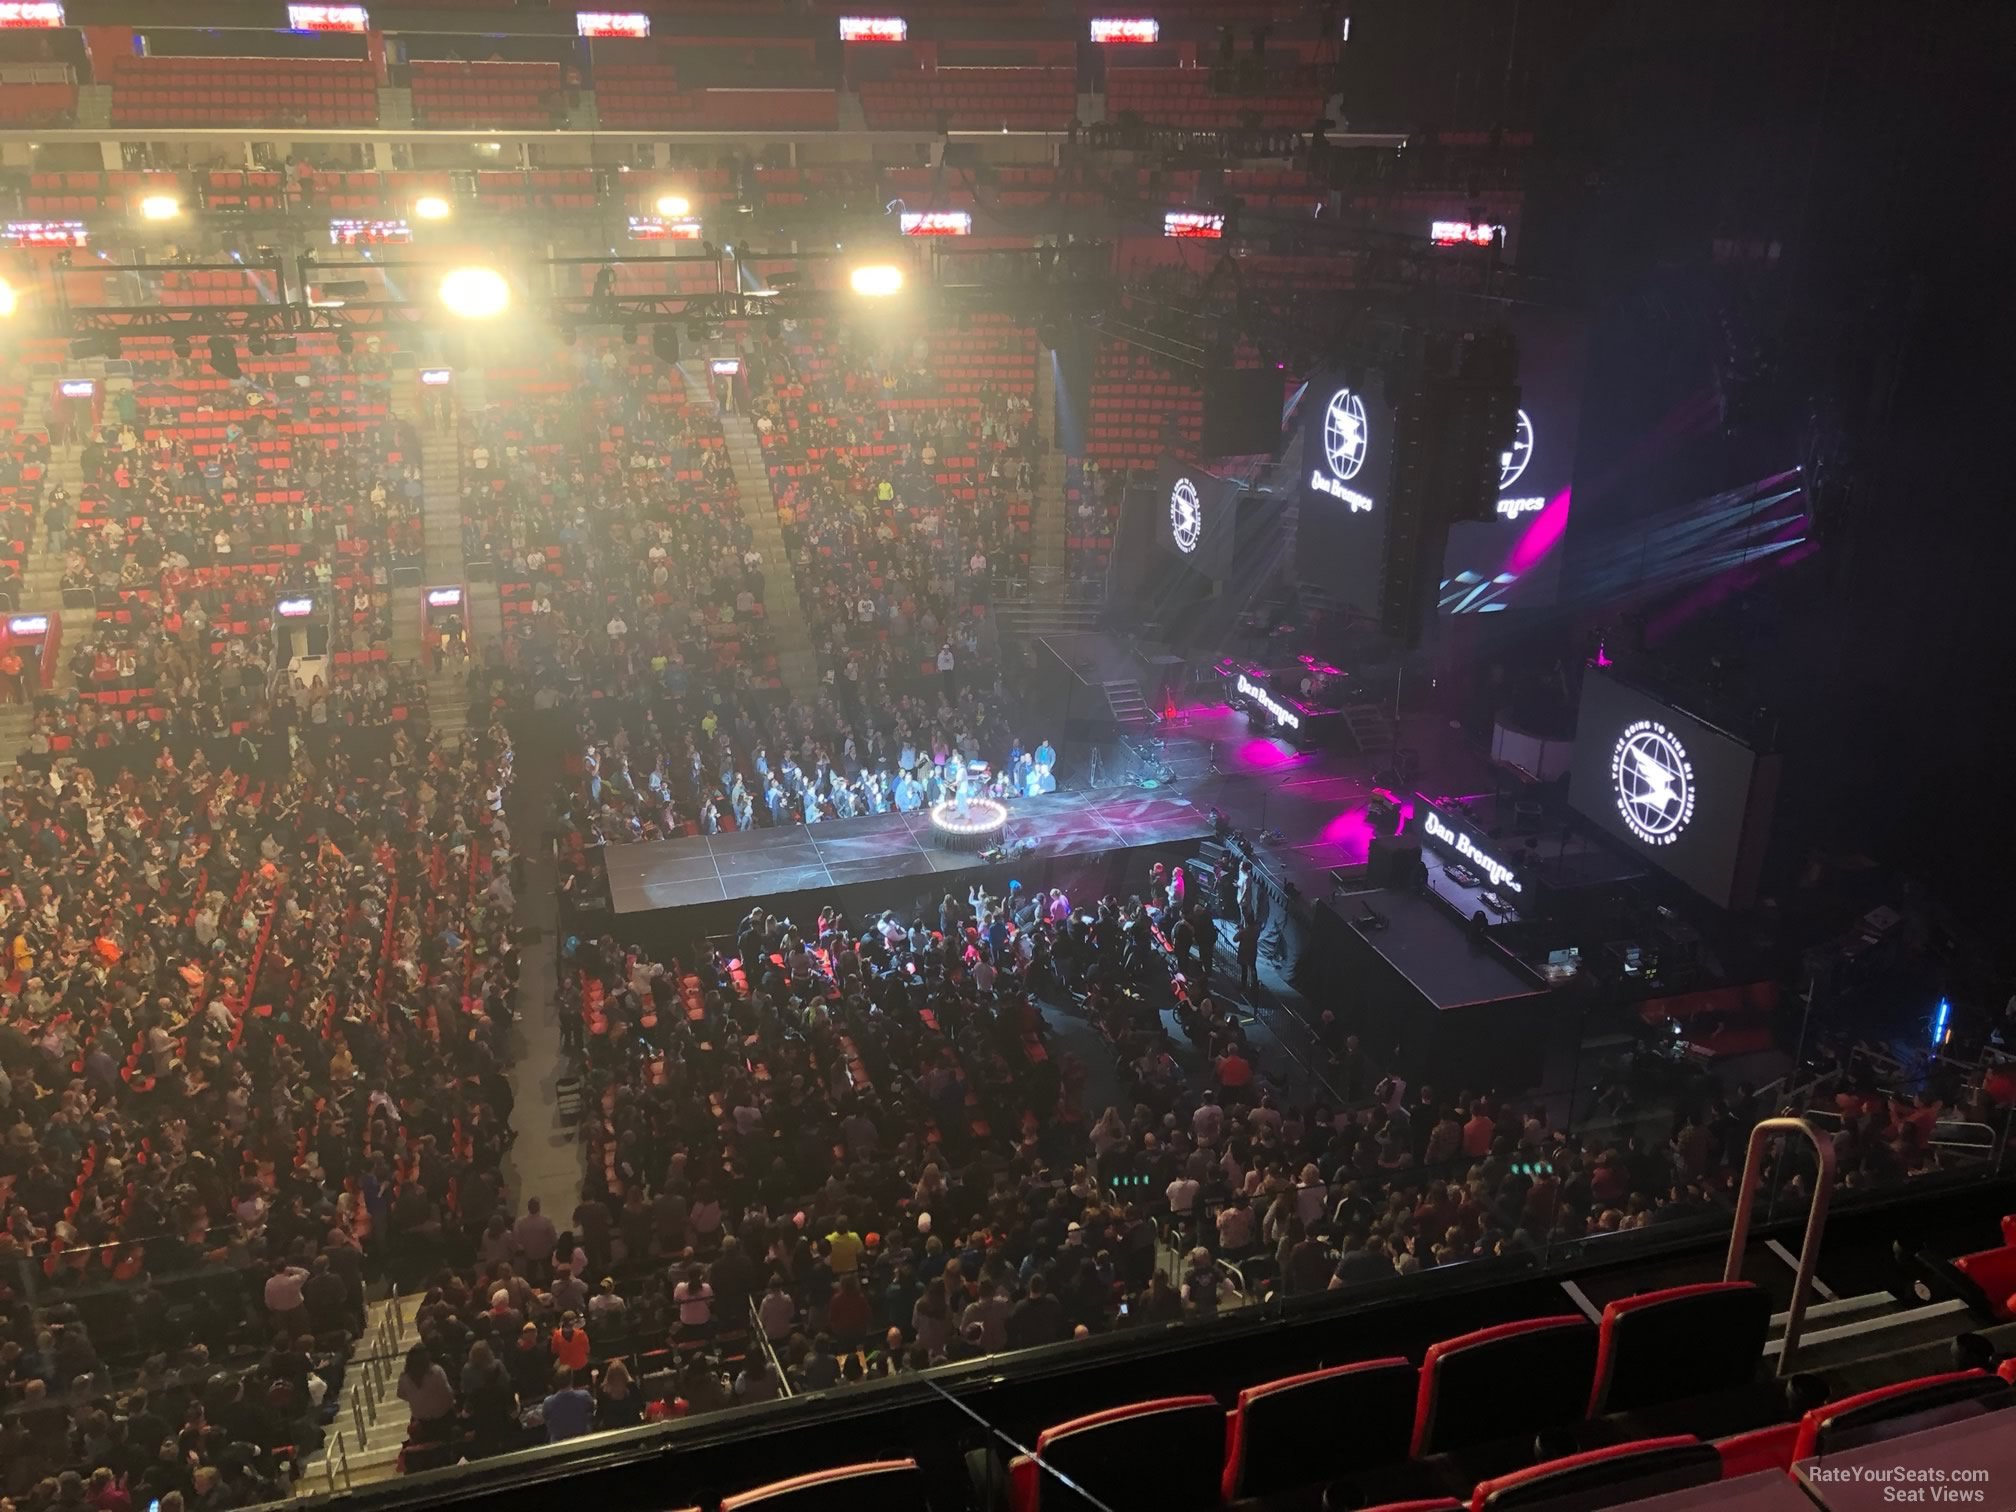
[{"left": 1724, "top": 1116, "right": 1836, "bottom": 1376}]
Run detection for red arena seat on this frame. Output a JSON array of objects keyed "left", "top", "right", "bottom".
[
  {"left": 1411, "top": 1317, "right": 1599, "bottom": 1458},
  {"left": 719, "top": 1460, "right": 928, "bottom": 1512},
  {"left": 1222, "top": 1359, "right": 1418, "bottom": 1502},
  {"left": 1790, "top": 1371, "right": 2015, "bottom": 1462},
  {"left": 1949, "top": 1228, "right": 2016, "bottom": 1320},
  {"left": 1007, "top": 1397, "right": 1224, "bottom": 1512},
  {"left": 1587, "top": 1281, "right": 1772, "bottom": 1416},
  {"left": 1467, "top": 1438, "right": 1721, "bottom": 1511}
]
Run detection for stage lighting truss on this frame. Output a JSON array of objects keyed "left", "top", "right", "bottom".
[{"left": 929, "top": 797, "right": 1009, "bottom": 836}]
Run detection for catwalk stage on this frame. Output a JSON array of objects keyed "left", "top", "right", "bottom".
[{"left": 600, "top": 788, "right": 1216, "bottom": 952}]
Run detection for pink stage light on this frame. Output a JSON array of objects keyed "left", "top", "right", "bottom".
[
  {"left": 1319, "top": 805, "right": 1377, "bottom": 853},
  {"left": 1503, "top": 486, "right": 1572, "bottom": 577},
  {"left": 1237, "top": 737, "right": 1299, "bottom": 770}
]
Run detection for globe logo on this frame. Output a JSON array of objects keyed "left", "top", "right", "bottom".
[
  {"left": 1323, "top": 388, "right": 1368, "bottom": 481},
  {"left": 1610, "top": 720, "right": 1695, "bottom": 846},
  {"left": 1169, "top": 477, "right": 1202, "bottom": 554},
  {"left": 1499, "top": 408, "right": 1534, "bottom": 491}
]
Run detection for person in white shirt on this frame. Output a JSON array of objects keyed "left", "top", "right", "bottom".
[
  {"left": 672, "top": 1265, "right": 714, "bottom": 1331},
  {"left": 1166, "top": 1175, "right": 1200, "bottom": 1215},
  {"left": 605, "top": 614, "right": 628, "bottom": 641},
  {"left": 1191, "top": 1091, "right": 1224, "bottom": 1147}
]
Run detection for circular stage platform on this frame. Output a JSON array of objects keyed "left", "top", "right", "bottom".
[{"left": 930, "top": 797, "right": 1009, "bottom": 851}]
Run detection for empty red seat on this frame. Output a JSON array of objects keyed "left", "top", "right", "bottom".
[
  {"left": 1791, "top": 1370, "right": 2014, "bottom": 1462},
  {"left": 1587, "top": 1281, "right": 1771, "bottom": 1416},
  {"left": 1411, "top": 1317, "right": 1598, "bottom": 1458},
  {"left": 1467, "top": 1437, "right": 1720, "bottom": 1511},
  {"left": 719, "top": 1459, "right": 927, "bottom": 1512},
  {"left": 1948, "top": 1225, "right": 2016, "bottom": 1320},
  {"left": 1222, "top": 1359, "right": 1416, "bottom": 1502},
  {"left": 1007, "top": 1397, "right": 1223, "bottom": 1512}
]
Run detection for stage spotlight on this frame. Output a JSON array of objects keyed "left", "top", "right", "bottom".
[
  {"left": 171, "top": 334, "right": 191, "bottom": 361},
  {"left": 247, "top": 335, "right": 269, "bottom": 357},
  {"left": 414, "top": 195, "right": 452, "bottom": 221},
  {"left": 849, "top": 264, "right": 904, "bottom": 298},
  {"left": 0, "top": 277, "right": 16, "bottom": 319},
  {"left": 140, "top": 195, "right": 181, "bottom": 222},
  {"left": 207, "top": 336, "right": 242, "bottom": 379},
  {"left": 655, "top": 193, "right": 690, "bottom": 218},
  {"left": 439, "top": 266, "right": 509, "bottom": 319},
  {"left": 622, "top": 322, "right": 638, "bottom": 345},
  {"left": 337, "top": 331, "right": 354, "bottom": 355}
]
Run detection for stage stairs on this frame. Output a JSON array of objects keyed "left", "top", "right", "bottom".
[
  {"left": 1104, "top": 678, "right": 1155, "bottom": 730},
  {"left": 1342, "top": 702, "right": 1396, "bottom": 754}
]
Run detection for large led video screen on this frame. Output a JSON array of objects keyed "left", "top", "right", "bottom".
[
  {"left": 1298, "top": 365, "right": 1391, "bottom": 616},
  {"left": 1438, "top": 307, "right": 1588, "bottom": 614},
  {"left": 1568, "top": 670, "right": 1779, "bottom": 908},
  {"left": 1154, "top": 456, "right": 1239, "bottom": 579}
]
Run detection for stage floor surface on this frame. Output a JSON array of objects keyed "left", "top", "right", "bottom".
[{"left": 603, "top": 789, "right": 1214, "bottom": 914}]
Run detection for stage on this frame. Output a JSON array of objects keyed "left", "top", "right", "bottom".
[{"left": 598, "top": 788, "right": 1216, "bottom": 951}]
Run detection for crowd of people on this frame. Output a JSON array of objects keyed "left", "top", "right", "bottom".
[
  {"left": 0, "top": 327, "right": 538, "bottom": 1504},
  {"left": 17, "top": 347, "right": 428, "bottom": 758}
]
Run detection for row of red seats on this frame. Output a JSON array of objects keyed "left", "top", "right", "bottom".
[{"left": 678, "top": 1344, "right": 2016, "bottom": 1512}]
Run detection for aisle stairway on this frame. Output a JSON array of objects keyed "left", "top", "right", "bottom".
[
  {"left": 1029, "top": 351, "right": 1066, "bottom": 585},
  {"left": 714, "top": 400, "right": 820, "bottom": 701},
  {"left": 397, "top": 370, "right": 491, "bottom": 741},
  {"left": 4, "top": 384, "right": 87, "bottom": 766},
  {"left": 299, "top": 1290, "right": 421, "bottom": 1494}
]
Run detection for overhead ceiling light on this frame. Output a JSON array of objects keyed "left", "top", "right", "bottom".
[
  {"left": 439, "top": 265, "right": 510, "bottom": 319},
  {"left": 414, "top": 195, "right": 451, "bottom": 221},
  {"left": 849, "top": 264, "right": 904, "bottom": 297}
]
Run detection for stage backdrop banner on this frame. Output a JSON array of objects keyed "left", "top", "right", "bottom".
[
  {"left": 1299, "top": 364, "right": 1392, "bottom": 616},
  {"left": 1567, "top": 669, "right": 1780, "bottom": 909},
  {"left": 1153, "top": 455, "right": 1240, "bottom": 580},
  {"left": 1439, "top": 306, "right": 1589, "bottom": 615}
]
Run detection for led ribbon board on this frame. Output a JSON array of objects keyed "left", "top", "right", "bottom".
[
  {"left": 287, "top": 3, "right": 368, "bottom": 31},
  {"left": 4, "top": 220, "right": 86, "bottom": 246},
  {"left": 330, "top": 219, "right": 410, "bottom": 245},
  {"left": 1431, "top": 220, "right": 1503, "bottom": 247},
  {"left": 1090, "top": 18, "right": 1159, "bottom": 43},
  {"left": 899, "top": 211, "right": 971, "bottom": 236},
  {"left": 577, "top": 11, "right": 649, "bottom": 37},
  {"left": 838, "top": 16, "right": 907, "bottom": 41}
]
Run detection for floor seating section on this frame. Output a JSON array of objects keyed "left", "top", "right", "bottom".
[
  {"left": 410, "top": 59, "right": 562, "bottom": 128},
  {"left": 107, "top": 55, "right": 377, "bottom": 127},
  {"left": 858, "top": 67, "right": 1076, "bottom": 130},
  {"left": 1221, "top": 1359, "right": 1418, "bottom": 1502},
  {"left": 718, "top": 1460, "right": 928, "bottom": 1512},
  {"left": 1410, "top": 1317, "right": 1600, "bottom": 1458},
  {"left": 1006, "top": 1397, "right": 1225, "bottom": 1512},
  {"left": 1106, "top": 66, "right": 1325, "bottom": 128},
  {"left": 1587, "top": 1281, "right": 1773, "bottom": 1416}
]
